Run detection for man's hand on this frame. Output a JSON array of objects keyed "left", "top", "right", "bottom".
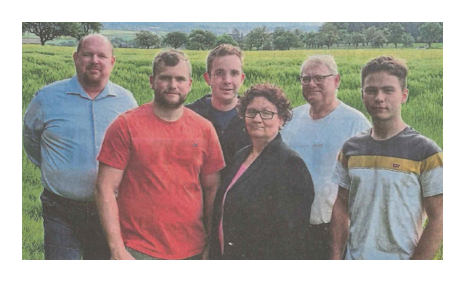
[
  {"left": 111, "top": 247, "right": 136, "bottom": 260},
  {"left": 411, "top": 194, "right": 443, "bottom": 260}
]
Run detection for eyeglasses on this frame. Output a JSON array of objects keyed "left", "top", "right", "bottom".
[
  {"left": 245, "top": 109, "right": 278, "bottom": 120},
  {"left": 299, "top": 74, "right": 333, "bottom": 85}
]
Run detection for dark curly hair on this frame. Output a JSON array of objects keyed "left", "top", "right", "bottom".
[
  {"left": 239, "top": 83, "right": 293, "bottom": 125},
  {"left": 361, "top": 56, "right": 408, "bottom": 90}
]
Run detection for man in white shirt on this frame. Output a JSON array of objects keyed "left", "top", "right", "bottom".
[{"left": 281, "top": 55, "right": 371, "bottom": 259}]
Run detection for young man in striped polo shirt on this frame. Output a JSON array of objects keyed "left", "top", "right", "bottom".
[{"left": 330, "top": 56, "right": 443, "bottom": 260}]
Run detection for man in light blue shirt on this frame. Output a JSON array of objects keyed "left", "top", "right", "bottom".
[
  {"left": 281, "top": 55, "right": 371, "bottom": 259},
  {"left": 23, "top": 34, "right": 138, "bottom": 260}
]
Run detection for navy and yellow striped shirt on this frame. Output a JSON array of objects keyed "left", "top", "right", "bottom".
[{"left": 332, "top": 126, "right": 443, "bottom": 260}]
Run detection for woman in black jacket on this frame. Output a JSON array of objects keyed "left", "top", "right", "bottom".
[{"left": 209, "top": 84, "right": 315, "bottom": 260}]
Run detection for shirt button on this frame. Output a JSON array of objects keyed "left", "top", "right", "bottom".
[{"left": 228, "top": 242, "right": 234, "bottom": 246}]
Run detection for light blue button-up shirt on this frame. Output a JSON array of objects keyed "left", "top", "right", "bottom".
[{"left": 23, "top": 76, "right": 138, "bottom": 201}]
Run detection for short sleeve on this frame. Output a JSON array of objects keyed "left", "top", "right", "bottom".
[
  {"left": 420, "top": 152, "right": 443, "bottom": 197},
  {"left": 200, "top": 122, "right": 225, "bottom": 175},
  {"left": 331, "top": 150, "right": 351, "bottom": 190},
  {"left": 97, "top": 115, "right": 132, "bottom": 170}
]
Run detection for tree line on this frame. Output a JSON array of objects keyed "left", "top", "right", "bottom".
[
  {"left": 22, "top": 22, "right": 103, "bottom": 45},
  {"left": 23, "top": 22, "right": 443, "bottom": 50}
]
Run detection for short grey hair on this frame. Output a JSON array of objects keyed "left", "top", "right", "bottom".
[{"left": 300, "top": 55, "right": 338, "bottom": 76}]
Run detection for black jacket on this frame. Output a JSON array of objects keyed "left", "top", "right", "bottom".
[
  {"left": 186, "top": 94, "right": 251, "bottom": 168},
  {"left": 209, "top": 133, "right": 315, "bottom": 260}
]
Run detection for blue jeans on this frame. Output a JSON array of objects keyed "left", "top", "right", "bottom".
[{"left": 40, "top": 189, "right": 110, "bottom": 260}]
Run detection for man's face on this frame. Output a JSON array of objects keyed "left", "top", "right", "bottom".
[
  {"left": 73, "top": 36, "right": 115, "bottom": 88},
  {"left": 362, "top": 71, "right": 408, "bottom": 122},
  {"left": 301, "top": 63, "right": 340, "bottom": 107},
  {"left": 204, "top": 55, "right": 245, "bottom": 104},
  {"left": 150, "top": 61, "right": 192, "bottom": 109}
]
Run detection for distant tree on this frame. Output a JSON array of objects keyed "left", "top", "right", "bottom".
[
  {"left": 293, "top": 28, "right": 305, "bottom": 47},
  {"left": 303, "top": 31, "right": 318, "bottom": 48},
  {"left": 187, "top": 29, "right": 217, "bottom": 50},
  {"left": 272, "top": 27, "right": 286, "bottom": 40},
  {"left": 135, "top": 31, "right": 161, "bottom": 49},
  {"left": 401, "top": 33, "right": 415, "bottom": 47},
  {"left": 333, "top": 22, "right": 349, "bottom": 47},
  {"left": 69, "top": 22, "right": 103, "bottom": 41},
  {"left": 319, "top": 23, "right": 340, "bottom": 48},
  {"left": 372, "top": 30, "right": 387, "bottom": 48},
  {"left": 419, "top": 22, "right": 443, "bottom": 48},
  {"left": 386, "top": 23, "right": 406, "bottom": 48},
  {"left": 262, "top": 37, "right": 273, "bottom": 50},
  {"left": 163, "top": 31, "right": 188, "bottom": 49},
  {"left": 215, "top": 34, "right": 238, "bottom": 46},
  {"left": 364, "top": 26, "right": 379, "bottom": 47},
  {"left": 244, "top": 26, "right": 269, "bottom": 50},
  {"left": 351, "top": 32, "right": 365, "bottom": 48},
  {"left": 316, "top": 33, "right": 325, "bottom": 49},
  {"left": 272, "top": 27, "right": 299, "bottom": 50},
  {"left": 273, "top": 32, "right": 299, "bottom": 50},
  {"left": 339, "top": 30, "right": 351, "bottom": 46},
  {"left": 22, "top": 22, "right": 74, "bottom": 45}
]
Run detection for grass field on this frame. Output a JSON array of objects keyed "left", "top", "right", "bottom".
[{"left": 22, "top": 45, "right": 443, "bottom": 260}]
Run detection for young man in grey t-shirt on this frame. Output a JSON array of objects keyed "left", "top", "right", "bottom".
[{"left": 330, "top": 56, "right": 443, "bottom": 260}]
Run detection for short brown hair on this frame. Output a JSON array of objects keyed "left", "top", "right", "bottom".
[
  {"left": 239, "top": 83, "right": 293, "bottom": 125},
  {"left": 152, "top": 49, "right": 192, "bottom": 78},
  {"left": 361, "top": 56, "right": 408, "bottom": 90},
  {"left": 206, "top": 44, "right": 243, "bottom": 76}
]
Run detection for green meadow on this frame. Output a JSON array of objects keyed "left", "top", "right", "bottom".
[{"left": 22, "top": 45, "right": 443, "bottom": 259}]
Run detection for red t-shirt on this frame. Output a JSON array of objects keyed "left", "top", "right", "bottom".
[{"left": 98, "top": 103, "right": 225, "bottom": 259}]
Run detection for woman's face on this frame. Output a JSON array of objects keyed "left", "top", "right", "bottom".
[{"left": 244, "top": 96, "right": 284, "bottom": 142}]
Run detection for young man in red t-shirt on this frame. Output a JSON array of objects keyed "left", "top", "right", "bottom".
[{"left": 95, "top": 49, "right": 225, "bottom": 260}]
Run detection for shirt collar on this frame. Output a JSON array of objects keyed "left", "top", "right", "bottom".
[{"left": 66, "top": 75, "right": 116, "bottom": 100}]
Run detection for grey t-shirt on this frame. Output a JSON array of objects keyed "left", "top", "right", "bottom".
[{"left": 332, "top": 127, "right": 443, "bottom": 259}]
